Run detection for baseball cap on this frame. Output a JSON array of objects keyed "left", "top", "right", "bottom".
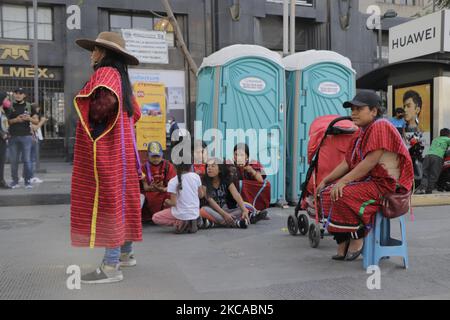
[
  {"left": 147, "top": 141, "right": 163, "bottom": 157},
  {"left": 343, "top": 90, "right": 381, "bottom": 109},
  {"left": 14, "top": 87, "right": 26, "bottom": 94}
]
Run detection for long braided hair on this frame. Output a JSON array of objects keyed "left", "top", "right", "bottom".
[{"left": 176, "top": 163, "right": 192, "bottom": 194}]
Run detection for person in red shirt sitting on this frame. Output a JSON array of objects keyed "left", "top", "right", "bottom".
[
  {"left": 231, "top": 143, "right": 269, "bottom": 223},
  {"left": 233, "top": 143, "right": 265, "bottom": 183},
  {"left": 141, "top": 141, "right": 176, "bottom": 223}
]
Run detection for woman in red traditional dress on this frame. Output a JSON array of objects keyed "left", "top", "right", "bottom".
[
  {"left": 71, "top": 32, "right": 143, "bottom": 284},
  {"left": 317, "top": 91, "right": 414, "bottom": 262}
]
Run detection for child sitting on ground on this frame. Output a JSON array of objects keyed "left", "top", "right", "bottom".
[
  {"left": 231, "top": 143, "right": 270, "bottom": 220},
  {"left": 152, "top": 162, "right": 204, "bottom": 233},
  {"left": 141, "top": 141, "right": 177, "bottom": 223},
  {"left": 415, "top": 128, "right": 450, "bottom": 194},
  {"left": 201, "top": 158, "right": 266, "bottom": 228}
]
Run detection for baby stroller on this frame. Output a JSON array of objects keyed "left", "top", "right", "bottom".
[{"left": 287, "top": 115, "right": 357, "bottom": 248}]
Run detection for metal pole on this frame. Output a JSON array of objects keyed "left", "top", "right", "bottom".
[
  {"left": 33, "top": 0, "right": 40, "bottom": 172},
  {"left": 290, "top": 0, "right": 296, "bottom": 54},
  {"left": 378, "top": 19, "right": 382, "bottom": 66},
  {"left": 283, "top": 0, "right": 289, "bottom": 56},
  {"left": 33, "top": 0, "right": 38, "bottom": 104}
]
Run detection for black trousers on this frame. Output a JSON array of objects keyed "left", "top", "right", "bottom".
[
  {"left": 331, "top": 228, "right": 366, "bottom": 244},
  {"left": 0, "top": 139, "right": 7, "bottom": 182},
  {"left": 419, "top": 154, "right": 444, "bottom": 192}
]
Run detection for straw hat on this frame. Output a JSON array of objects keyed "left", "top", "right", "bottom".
[{"left": 76, "top": 31, "right": 139, "bottom": 66}]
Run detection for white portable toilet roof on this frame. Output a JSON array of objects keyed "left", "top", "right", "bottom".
[
  {"left": 283, "top": 50, "right": 355, "bottom": 73},
  {"left": 198, "top": 45, "right": 284, "bottom": 74}
]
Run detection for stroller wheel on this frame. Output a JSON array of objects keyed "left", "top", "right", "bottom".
[
  {"left": 298, "top": 214, "right": 309, "bottom": 236},
  {"left": 309, "top": 224, "right": 321, "bottom": 248},
  {"left": 287, "top": 215, "right": 299, "bottom": 236}
]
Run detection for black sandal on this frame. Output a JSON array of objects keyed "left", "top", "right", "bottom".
[{"left": 332, "top": 241, "right": 350, "bottom": 261}]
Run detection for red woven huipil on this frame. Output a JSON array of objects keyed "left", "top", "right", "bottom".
[
  {"left": 71, "top": 66, "right": 142, "bottom": 248},
  {"left": 320, "top": 119, "right": 414, "bottom": 234}
]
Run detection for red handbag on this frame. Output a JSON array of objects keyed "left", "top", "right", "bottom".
[
  {"left": 381, "top": 190, "right": 412, "bottom": 219},
  {"left": 239, "top": 179, "right": 271, "bottom": 211}
]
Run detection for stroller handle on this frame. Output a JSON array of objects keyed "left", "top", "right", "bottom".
[{"left": 326, "top": 116, "right": 353, "bottom": 131}]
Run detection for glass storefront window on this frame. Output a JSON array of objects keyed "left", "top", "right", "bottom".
[
  {"left": 0, "top": 4, "right": 53, "bottom": 40},
  {"left": 132, "top": 16, "right": 153, "bottom": 31}
]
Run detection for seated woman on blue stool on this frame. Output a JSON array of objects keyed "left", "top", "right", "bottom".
[{"left": 316, "top": 91, "right": 414, "bottom": 262}]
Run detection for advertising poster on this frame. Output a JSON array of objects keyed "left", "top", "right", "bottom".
[
  {"left": 133, "top": 82, "right": 166, "bottom": 150},
  {"left": 128, "top": 69, "right": 186, "bottom": 132},
  {"left": 394, "top": 82, "right": 432, "bottom": 151},
  {"left": 128, "top": 68, "right": 187, "bottom": 149}
]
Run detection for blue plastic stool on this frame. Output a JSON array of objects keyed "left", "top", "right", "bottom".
[{"left": 363, "top": 211, "right": 408, "bottom": 269}]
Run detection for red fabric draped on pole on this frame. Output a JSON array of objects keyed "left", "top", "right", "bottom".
[
  {"left": 320, "top": 119, "right": 414, "bottom": 234},
  {"left": 71, "top": 67, "right": 142, "bottom": 248}
]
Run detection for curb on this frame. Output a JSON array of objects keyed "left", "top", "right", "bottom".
[
  {"left": 0, "top": 194, "right": 70, "bottom": 207},
  {"left": 412, "top": 194, "right": 450, "bottom": 207}
]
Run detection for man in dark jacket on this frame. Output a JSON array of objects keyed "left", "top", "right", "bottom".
[{"left": 5, "top": 88, "right": 39, "bottom": 189}]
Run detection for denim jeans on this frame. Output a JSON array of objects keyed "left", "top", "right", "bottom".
[
  {"left": 9, "top": 135, "right": 33, "bottom": 184},
  {"left": 103, "top": 241, "right": 133, "bottom": 266},
  {"left": 0, "top": 139, "right": 7, "bottom": 182},
  {"left": 22, "top": 139, "right": 38, "bottom": 177}
]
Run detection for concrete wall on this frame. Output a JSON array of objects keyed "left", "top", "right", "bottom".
[{"left": 359, "top": 0, "right": 434, "bottom": 17}]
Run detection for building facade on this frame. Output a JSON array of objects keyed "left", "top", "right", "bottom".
[{"left": 0, "top": 0, "right": 412, "bottom": 159}]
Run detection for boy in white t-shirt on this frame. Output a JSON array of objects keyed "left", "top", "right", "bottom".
[{"left": 152, "top": 163, "right": 204, "bottom": 233}]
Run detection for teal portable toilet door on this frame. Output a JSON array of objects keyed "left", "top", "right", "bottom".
[
  {"left": 296, "top": 63, "right": 354, "bottom": 197},
  {"left": 219, "top": 57, "right": 285, "bottom": 204}
]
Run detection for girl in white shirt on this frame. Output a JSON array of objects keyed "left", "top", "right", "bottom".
[{"left": 152, "top": 163, "right": 204, "bottom": 234}]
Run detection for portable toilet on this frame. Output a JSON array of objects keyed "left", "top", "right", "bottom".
[
  {"left": 196, "top": 45, "right": 286, "bottom": 205},
  {"left": 283, "top": 50, "right": 356, "bottom": 204}
]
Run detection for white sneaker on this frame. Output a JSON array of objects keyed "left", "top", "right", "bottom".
[
  {"left": 9, "top": 183, "right": 20, "bottom": 189},
  {"left": 119, "top": 252, "right": 137, "bottom": 267},
  {"left": 30, "top": 177, "right": 43, "bottom": 184},
  {"left": 25, "top": 184, "right": 33, "bottom": 189},
  {"left": 19, "top": 178, "right": 24, "bottom": 183}
]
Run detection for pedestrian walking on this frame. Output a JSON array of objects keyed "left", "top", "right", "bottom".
[{"left": 71, "top": 32, "right": 143, "bottom": 284}]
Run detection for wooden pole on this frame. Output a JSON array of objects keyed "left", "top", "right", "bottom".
[{"left": 161, "top": 0, "right": 199, "bottom": 75}]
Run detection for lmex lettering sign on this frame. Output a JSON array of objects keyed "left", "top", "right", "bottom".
[{"left": 0, "top": 66, "right": 61, "bottom": 80}]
